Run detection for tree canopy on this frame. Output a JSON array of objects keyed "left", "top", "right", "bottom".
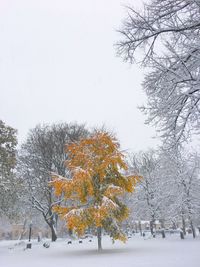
[{"left": 117, "top": 0, "right": 200, "bottom": 146}]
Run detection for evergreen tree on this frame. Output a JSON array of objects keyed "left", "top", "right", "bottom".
[
  {"left": 0, "top": 120, "right": 18, "bottom": 217},
  {"left": 0, "top": 120, "right": 17, "bottom": 179}
]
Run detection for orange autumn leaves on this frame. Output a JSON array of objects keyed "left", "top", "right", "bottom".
[
  {"left": 66, "top": 132, "right": 128, "bottom": 187},
  {"left": 50, "top": 132, "right": 141, "bottom": 240}
]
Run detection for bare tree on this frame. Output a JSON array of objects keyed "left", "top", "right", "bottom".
[
  {"left": 117, "top": 0, "right": 200, "bottom": 146},
  {"left": 158, "top": 148, "right": 200, "bottom": 237},
  {"left": 127, "top": 148, "right": 200, "bottom": 237},
  {"left": 128, "top": 150, "right": 163, "bottom": 235},
  {"left": 168, "top": 150, "right": 200, "bottom": 238},
  {"left": 18, "top": 122, "right": 88, "bottom": 241}
]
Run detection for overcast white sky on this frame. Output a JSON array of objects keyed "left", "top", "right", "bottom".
[{"left": 0, "top": 0, "right": 159, "bottom": 152}]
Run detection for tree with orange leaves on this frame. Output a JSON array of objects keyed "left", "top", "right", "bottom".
[{"left": 50, "top": 131, "right": 141, "bottom": 250}]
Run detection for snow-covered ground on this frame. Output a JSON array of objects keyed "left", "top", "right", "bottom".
[{"left": 1, "top": 234, "right": 200, "bottom": 267}]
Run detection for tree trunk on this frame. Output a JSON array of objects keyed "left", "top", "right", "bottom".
[
  {"left": 138, "top": 221, "right": 142, "bottom": 236},
  {"left": 50, "top": 224, "right": 57, "bottom": 242},
  {"left": 198, "top": 227, "right": 200, "bottom": 234},
  {"left": 172, "top": 221, "right": 177, "bottom": 230},
  {"left": 43, "top": 211, "right": 58, "bottom": 242},
  {"left": 97, "top": 227, "right": 102, "bottom": 251},
  {"left": 190, "top": 220, "right": 196, "bottom": 238},
  {"left": 135, "top": 222, "right": 138, "bottom": 233},
  {"left": 150, "top": 220, "right": 154, "bottom": 236},
  {"left": 161, "top": 229, "right": 165, "bottom": 238},
  {"left": 182, "top": 216, "right": 186, "bottom": 235},
  {"left": 180, "top": 230, "right": 184, "bottom": 239}
]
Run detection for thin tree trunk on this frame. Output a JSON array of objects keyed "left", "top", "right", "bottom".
[
  {"left": 161, "top": 229, "right": 166, "bottom": 238},
  {"left": 182, "top": 216, "right": 186, "bottom": 235},
  {"left": 180, "top": 230, "right": 184, "bottom": 239},
  {"left": 190, "top": 220, "right": 196, "bottom": 238},
  {"left": 135, "top": 222, "right": 138, "bottom": 233},
  {"left": 172, "top": 221, "right": 177, "bottom": 230},
  {"left": 138, "top": 221, "right": 142, "bottom": 236},
  {"left": 160, "top": 219, "right": 165, "bottom": 238},
  {"left": 97, "top": 227, "right": 102, "bottom": 251},
  {"left": 150, "top": 220, "right": 154, "bottom": 236}
]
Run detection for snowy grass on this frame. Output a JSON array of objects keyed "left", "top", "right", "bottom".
[{"left": 1, "top": 234, "right": 200, "bottom": 267}]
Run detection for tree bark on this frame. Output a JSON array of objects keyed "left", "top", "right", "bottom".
[
  {"left": 97, "top": 227, "right": 102, "bottom": 251},
  {"left": 161, "top": 229, "right": 165, "bottom": 238},
  {"left": 150, "top": 220, "right": 154, "bottom": 236},
  {"left": 43, "top": 213, "right": 58, "bottom": 242},
  {"left": 50, "top": 224, "right": 57, "bottom": 242},
  {"left": 190, "top": 220, "right": 196, "bottom": 238},
  {"left": 180, "top": 230, "right": 184, "bottom": 239},
  {"left": 182, "top": 216, "right": 186, "bottom": 235},
  {"left": 135, "top": 222, "right": 138, "bottom": 233}
]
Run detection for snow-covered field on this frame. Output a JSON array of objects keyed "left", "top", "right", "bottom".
[{"left": 1, "top": 235, "right": 200, "bottom": 267}]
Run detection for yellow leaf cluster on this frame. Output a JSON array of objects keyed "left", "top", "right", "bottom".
[
  {"left": 104, "top": 185, "right": 124, "bottom": 198},
  {"left": 50, "top": 175, "right": 73, "bottom": 198},
  {"left": 113, "top": 232, "right": 127, "bottom": 243},
  {"left": 92, "top": 202, "right": 119, "bottom": 227},
  {"left": 65, "top": 132, "right": 128, "bottom": 182},
  {"left": 52, "top": 206, "right": 69, "bottom": 218},
  {"left": 66, "top": 213, "right": 87, "bottom": 236}
]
